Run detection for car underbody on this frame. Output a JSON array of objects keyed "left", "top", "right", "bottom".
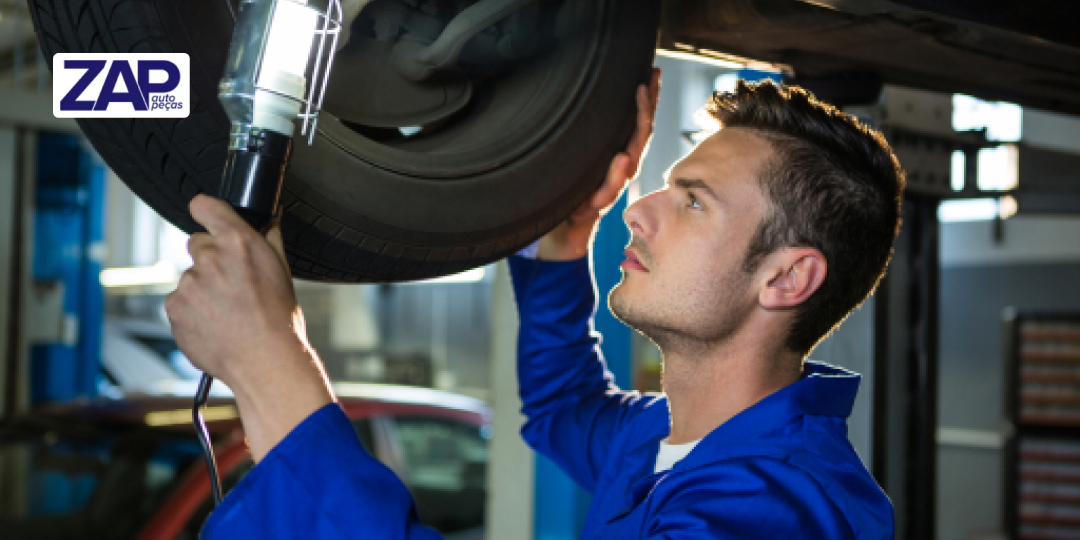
[{"left": 659, "top": 0, "right": 1080, "bottom": 114}]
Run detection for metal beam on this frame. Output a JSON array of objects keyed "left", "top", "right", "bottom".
[
  {"left": 0, "top": 126, "right": 16, "bottom": 418},
  {"left": 2, "top": 129, "right": 35, "bottom": 417}
]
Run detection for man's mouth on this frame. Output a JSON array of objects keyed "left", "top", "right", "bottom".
[{"left": 622, "top": 248, "right": 648, "bottom": 272}]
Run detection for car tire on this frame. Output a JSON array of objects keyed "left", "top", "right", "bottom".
[{"left": 29, "top": 0, "right": 659, "bottom": 281}]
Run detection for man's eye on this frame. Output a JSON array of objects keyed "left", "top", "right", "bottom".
[{"left": 687, "top": 193, "right": 702, "bottom": 209}]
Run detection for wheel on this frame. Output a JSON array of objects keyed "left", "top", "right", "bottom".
[{"left": 29, "top": 0, "right": 660, "bottom": 281}]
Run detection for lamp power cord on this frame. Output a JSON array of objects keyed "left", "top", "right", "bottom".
[{"left": 195, "top": 373, "right": 224, "bottom": 506}]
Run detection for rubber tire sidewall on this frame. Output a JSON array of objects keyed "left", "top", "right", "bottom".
[{"left": 30, "top": 0, "right": 660, "bottom": 281}]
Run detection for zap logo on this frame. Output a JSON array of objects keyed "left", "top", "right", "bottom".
[{"left": 53, "top": 53, "right": 190, "bottom": 118}]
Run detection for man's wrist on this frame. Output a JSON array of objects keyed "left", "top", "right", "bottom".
[
  {"left": 222, "top": 342, "right": 335, "bottom": 462},
  {"left": 216, "top": 332, "right": 306, "bottom": 388},
  {"left": 233, "top": 383, "right": 333, "bottom": 462}
]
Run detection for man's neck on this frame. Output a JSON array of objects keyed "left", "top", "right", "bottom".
[{"left": 660, "top": 327, "right": 802, "bottom": 445}]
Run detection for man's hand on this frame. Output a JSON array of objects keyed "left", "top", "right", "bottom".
[
  {"left": 165, "top": 195, "right": 333, "bottom": 462},
  {"left": 537, "top": 67, "right": 661, "bottom": 261}
]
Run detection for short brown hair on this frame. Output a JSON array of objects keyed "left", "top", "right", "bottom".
[{"left": 706, "top": 80, "right": 905, "bottom": 356}]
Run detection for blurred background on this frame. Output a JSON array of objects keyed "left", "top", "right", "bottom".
[{"left": 3, "top": 1, "right": 1080, "bottom": 539}]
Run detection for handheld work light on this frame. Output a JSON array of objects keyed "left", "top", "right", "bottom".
[
  {"left": 194, "top": 0, "right": 343, "bottom": 507},
  {"left": 217, "top": 0, "right": 343, "bottom": 231}
]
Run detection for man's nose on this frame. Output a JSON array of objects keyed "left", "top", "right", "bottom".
[{"left": 624, "top": 193, "right": 658, "bottom": 238}]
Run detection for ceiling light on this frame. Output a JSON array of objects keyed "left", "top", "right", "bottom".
[
  {"left": 938, "top": 197, "right": 1019, "bottom": 223},
  {"left": 99, "top": 260, "right": 178, "bottom": 288}
]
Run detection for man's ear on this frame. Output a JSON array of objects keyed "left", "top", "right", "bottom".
[{"left": 759, "top": 248, "right": 827, "bottom": 310}]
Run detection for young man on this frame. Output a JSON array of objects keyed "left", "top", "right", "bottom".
[{"left": 166, "top": 73, "right": 902, "bottom": 539}]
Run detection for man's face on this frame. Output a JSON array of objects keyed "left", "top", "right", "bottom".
[{"left": 610, "top": 127, "right": 775, "bottom": 346}]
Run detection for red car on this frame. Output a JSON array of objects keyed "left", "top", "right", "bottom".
[{"left": 0, "top": 384, "right": 491, "bottom": 540}]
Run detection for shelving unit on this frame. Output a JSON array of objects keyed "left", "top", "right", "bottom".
[{"left": 1005, "top": 312, "right": 1080, "bottom": 540}]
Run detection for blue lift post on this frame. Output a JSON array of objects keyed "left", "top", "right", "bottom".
[
  {"left": 534, "top": 191, "right": 632, "bottom": 540},
  {"left": 737, "top": 68, "right": 784, "bottom": 86},
  {"left": 26, "top": 132, "right": 107, "bottom": 517},
  {"left": 30, "top": 132, "right": 106, "bottom": 405}
]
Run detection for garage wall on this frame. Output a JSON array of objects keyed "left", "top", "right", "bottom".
[
  {"left": 810, "top": 297, "right": 875, "bottom": 468},
  {"left": 937, "top": 216, "right": 1080, "bottom": 540},
  {"left": 296, "top": 279, "right": 495, "bottom": 399}
]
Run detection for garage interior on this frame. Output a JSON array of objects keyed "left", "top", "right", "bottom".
[{"left": 2, "top": 1, "right": 1080, "bottom": 539}]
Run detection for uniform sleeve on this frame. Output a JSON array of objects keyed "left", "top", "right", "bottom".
[
  {"left": 201, "top": 403, "right": 442, "bottom": 540},
  {"left": 509, "top": 255, "right": 662, "bottom": 493},
  {"left": 644, "top": 458, "right": 854, "bottom": 540}
]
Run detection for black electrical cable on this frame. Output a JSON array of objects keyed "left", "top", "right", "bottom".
[{"left": 195, "top": 372, "right": 224, "bottom": 506}]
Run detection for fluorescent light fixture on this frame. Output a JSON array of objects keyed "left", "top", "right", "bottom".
[
  {"left": 656, "top": 48, "right": 744, "bottom": 69},
  {"left": 977, "top": 144, "right": 1019, "bottom": 191},
  {"left": 407, "top": 266, "right": 486, "bottom": 285},
  {"left": 939, "top": 198, "right": 998, "bottom": 222},
  {"left": 715, "top": 73, "right": 738, "bottom": 93},
  {"left": 938, "top": 197, "right": 1018, "bottom": 223},
  {"left": 951, "top": 150, "right": 965, "bottom": 191},
  {"left": 953, "top": 94, "right": 1022, "bottom": 142},
  {"left": 100, "top": 261, "right": 179, "bottom": 288}
]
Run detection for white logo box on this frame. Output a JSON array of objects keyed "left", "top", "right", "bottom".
[{"left": 53, "top": 53, "right": 190, "bottom": 119}]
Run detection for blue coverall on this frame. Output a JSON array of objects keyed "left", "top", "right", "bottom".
[{"left": 203, "top": 255, "right": 894, "bottom": 539}]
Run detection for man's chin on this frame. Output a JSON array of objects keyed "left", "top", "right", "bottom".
[{"left": 608, "top": 286, "right": 646, "bottom": 331}]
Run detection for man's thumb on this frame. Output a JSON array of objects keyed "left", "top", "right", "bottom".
[{"left": 265, "top": 221, "right": 291, "bottom": 274}]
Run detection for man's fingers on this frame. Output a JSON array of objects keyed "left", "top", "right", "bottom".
[
  {"left": 187, "top": 232, "right": 213, "bottom": 263},
  {"left": 648, "top": 67, "right": 662, "bottom": 115},
  {"left": 624, "top": 70, "right": 661, "bottom": 178},
  {"left": 265, "top": 221, "right": 291, "bottom": 275},
  {"left": 189, "top": 194, "right": 253, "bottom": 238},
  {"left": 591, "top": 153, "right": 631, "bottom": 211},
  {"left": 572, "top": 68, "right": 661, "bottom": 217},
  {"left": 626, "top": 86, "right": 651, "bottom": 160},
  {"left": 165, "top": 269, "right": 197, "bottom": 325},
  {"left": 546, "top": 68, "right": 661, "bottom": 240}
]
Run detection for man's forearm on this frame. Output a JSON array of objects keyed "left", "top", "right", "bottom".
[
  {"left": 223, "top": 326, "right": 334, "bottom": 463},
  {"left": 511, "top": 255, "right": 615, "bottom": 413},
  {"left": 511, "top": 254, "right": 659, "bottom": 491}
]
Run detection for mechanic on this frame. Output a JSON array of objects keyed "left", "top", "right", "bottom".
[{"left": 165, "top": 71, "right": 901, "bottom": 539}]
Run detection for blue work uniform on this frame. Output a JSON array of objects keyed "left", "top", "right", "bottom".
[{"left": 203, "top": 256, "right": 894, "bottom": 539}]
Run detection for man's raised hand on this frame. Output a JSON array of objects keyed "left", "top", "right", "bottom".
[{"left": 537, "top": 67, "right": 661, "bottom": 261}]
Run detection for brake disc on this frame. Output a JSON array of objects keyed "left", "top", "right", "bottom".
[
  {"left": 323, "top": 37, "right": 473, "bottom": 129},
  {"left": 322, "top": 0, "right": 539, "bottom": 131}
]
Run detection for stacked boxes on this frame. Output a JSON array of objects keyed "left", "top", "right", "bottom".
[{"left": 1015, "top": 319, "right": 1080, "bottom": 540}]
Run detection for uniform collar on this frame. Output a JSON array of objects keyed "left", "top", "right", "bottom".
[
  {"left": 787, "top": 360, "right": 861, "bottom": 417},
  {"left": 651, "top": 361, "right": 861, "bottom": 471}
]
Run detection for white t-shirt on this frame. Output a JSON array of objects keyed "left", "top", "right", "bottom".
[{"left": 654, "top": 438, "right": 700, "bottom": 474}]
